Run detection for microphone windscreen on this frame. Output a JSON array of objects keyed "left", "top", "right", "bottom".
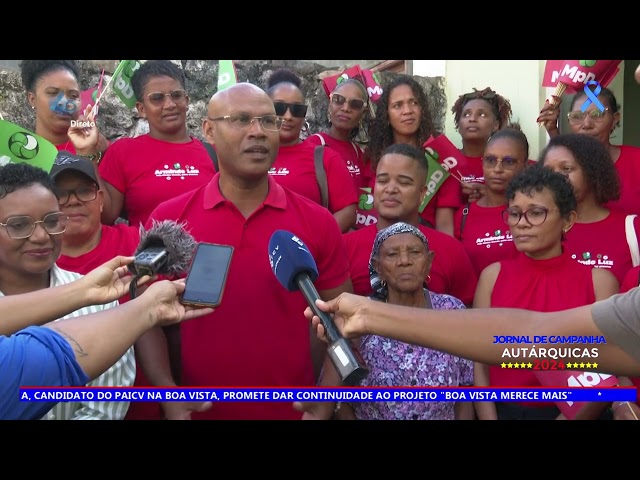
[
  {"left": 268, "top": 230, "right": 318, "bottom": 291},
  {"left": 137, "top": 220, "right": 197, "bottom": 276}
]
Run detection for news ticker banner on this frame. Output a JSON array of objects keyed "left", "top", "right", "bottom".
[{"left": 19, "top": 387, "right": 636, "bottom": 403}]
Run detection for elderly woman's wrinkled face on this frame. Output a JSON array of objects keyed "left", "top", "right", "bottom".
[{"left": 374, "top": 233, "right": 433, "bottom": 295}]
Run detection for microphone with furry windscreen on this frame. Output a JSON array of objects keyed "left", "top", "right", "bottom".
[
  {"left": 128, "top": 220, "right": 197, "bottom": 298},
  {"left": 268, "top": 230, "right": 369, "bottom": 386}
]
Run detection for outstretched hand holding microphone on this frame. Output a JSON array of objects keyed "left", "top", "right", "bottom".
[{"left": 269, "top": 230, "right": 369, "bottom": 386}]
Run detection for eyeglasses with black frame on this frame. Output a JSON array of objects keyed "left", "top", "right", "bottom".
[
  {"left": 482, "top": 155, "right": 521, "bottom": 170},
  {"left": 273, "top": 101, "right": 308, "bottom": 118},
  {"left": 146, "top": 89, "right": 188, "bottom": 106},
  {"left": 566, "top": 108, "right": 610, "bottom": 125},
  {"left": 0, "top": 212, "right": 69, "bottom": 239},
  {"left": 502, "top": 207, "right": 559, "bottom": 227},
  {"left": 330, "top": 93, "right": 367, "bottom": 111},
  {"left": 207, "top": 114, "right": 283, "bottom": 131},
  {"left": 56, "top": 184, "right": 99, "bottom": 206}
]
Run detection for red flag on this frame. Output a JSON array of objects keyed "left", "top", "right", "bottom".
[
  {"left": 555, "top": 60, "right": 622, "bottom": 91},
  {"left": 534, "top": 369, "right": 619, "bottom": 420},
  {"left": 423, "top": 134, "right": 472, "bottom": 183},
  {"left": 322, "top": 64, "right": 383, "bottom": 102},
  {"left": 81, "top": 69, "right": 105, "bottom": 118},
  {"left": 542, "top": 60, "right": 575, "bottom": 92}
]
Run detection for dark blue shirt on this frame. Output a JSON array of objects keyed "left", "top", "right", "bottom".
[{"left": 0, "top": 326, "right": 89, "bottom": 420}]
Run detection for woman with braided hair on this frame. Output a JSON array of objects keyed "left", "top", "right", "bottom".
[{"left": 451, "top": 87, "right": 513, "bottom": 202}]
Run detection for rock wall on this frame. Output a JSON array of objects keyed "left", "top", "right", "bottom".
[{"left": 0, "top": 60, "right": 446, "bottom": 145}]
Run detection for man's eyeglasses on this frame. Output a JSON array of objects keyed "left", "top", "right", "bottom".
[
  {"left": 330, "top": 93, "right": 366, "bottom": 111},
  {"left": 146, "top": 89, "right": 188, "bottom": 106},
  {"left": 56, "top": 185, "right": 99, "bottom": 205},
  {"left": 0, "top": 212, "right": 68, "bottom": 239},
  {"left": 208, "top": 114, "right": 283, "bottom": 132},
  {"left": 567, "top": 108, "right": 610, "bottom": 125},
  {"left": 483, "top": 155, "right": 521, "bottom": 170},
  {"left": 502, "top": 207, "right": 559, "bottom": 227},
  {"left": 273, "top": 101, "right": 308, "bottom": 118}
]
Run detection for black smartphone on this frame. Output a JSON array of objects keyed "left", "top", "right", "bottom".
[{"left": 180, "top": 242, "right": 234, "bottom": 308}]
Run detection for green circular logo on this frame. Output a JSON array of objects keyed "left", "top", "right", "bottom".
[
  {"left": 579, "top": 60, "right": 597, "bottom": 67},
  {"left": 8, "top": 132, "right": 39, "bottom": 160},
  {"left": 358, "top": 193, "right": 374, "bottom": 210}
]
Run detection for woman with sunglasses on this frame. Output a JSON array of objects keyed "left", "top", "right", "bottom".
[
  {"left": 453, "top": 126, "right": 529, "bottom": 277},
  {"left": 540, "top": 133, "right": 639, "bottom": 286},
  {"left": 0, "top": 162, "right": 135, "bottom": 420},
  {"left": 307, "top": 78, "right": 372, "bottom": 230},
  {"left": 473, "top": 166, "right": 618, "bottom": 420},
  {"left": 98, "top": 60, "right": 215, "bottom": 227},
  {"left": 450, "top": 88, "right": 514, "bottom": 202},
  {"left": 19, "top": 60, "right": 108, "bottom": 159},
  {"left": 265, "top": 68, "right": 357, "bottom": 233},
  {"left": 365, "top": 75, "right": 461, "bottom": 235},
  {"left": 538, "top": 86, "right": 640, "bottom": 216}
]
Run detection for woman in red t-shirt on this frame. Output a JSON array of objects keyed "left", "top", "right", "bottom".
[
  {"left": 98, "top": 60, "right": 215, "bottom": 227},
  {"left": 539, "top": 86, "right": 640, "bottom": 216},
  {"left": 450, "top": 87, "right": 513, "bottom": 202},
  {"left": 306, "top": 78, "right": 372, "bottom": 230},
  {"left": 540, "top": 133, "right": 639, "bottom": 287},
  {"left": 473, "top": 166, "right": 618, "bottom": 420},
  {"left": 454, "top": 127, "right": 529, "bottom": 276},
  {"left": 365, "top": 75, "right": 461, "bottom": 236},
  {"left": 265, "top": 68, "right": 357, "bottom": 232},
  {"left": 19, "top": 60, "right": 108, "bottom": 158}
]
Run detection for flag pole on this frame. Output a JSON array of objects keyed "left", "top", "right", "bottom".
[{"left": 88, "top": 61, "right": 127, "bottom": 117}]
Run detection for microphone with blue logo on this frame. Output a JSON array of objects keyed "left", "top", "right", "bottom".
[{"left": 268, "top": 230, "right": 369, "bottom": 386}]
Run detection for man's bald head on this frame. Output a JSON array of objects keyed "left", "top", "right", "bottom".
[{"left": 208, "top": 82, "right": 269, "bottom": 117}]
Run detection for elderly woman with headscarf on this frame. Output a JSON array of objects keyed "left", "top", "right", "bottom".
[{"left": 335, "top": 221, "right": 474, "bottom": 420}]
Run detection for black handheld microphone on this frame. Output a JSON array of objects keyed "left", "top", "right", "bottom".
[
  {"left": 129, "top": 220, "right": 197, "bottom": 279},
  {"left": 268, "top": 230, "right": 369, "bottom": 386}
]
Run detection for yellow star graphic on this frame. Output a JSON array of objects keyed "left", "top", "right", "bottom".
[
  {"left": 566, "top": 362, "right": 573, "bottom": 369},
  {"left": 527, "top": 362, "right": 533, "bottom": 369},
  {"left": 501, "top": 362, "right": 507, "bottom": 368},
  {"left": 520, "top": 362, "right": 527, "bottom": 368},
  {"left": 579, "top": 362, "right": 586, "bottom": 369},
  {"left": 592, "top": 362, "right": 599, "bottom": 368},
  {"left": 513, "top": 362, "right": 520, "bottom": 369},
  {"left": 585, "top": 362, "right": 592, "bottom": 369},
  {"left": 507, "top": 363, "right": 513, "bottom": 368}
]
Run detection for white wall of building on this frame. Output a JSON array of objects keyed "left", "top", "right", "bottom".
[{"left": 413, "top": 60, "right": 626, "bottom": 160}]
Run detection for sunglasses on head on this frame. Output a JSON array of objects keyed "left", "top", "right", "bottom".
[
  {"left": 463, "top": 89, "right": 497, "bottom": 101},
  {"left": 273, "top": 101, "right": 308, "bottom": 118},
  {"left": 330, "top": 93, "right": 366, "bottom": 110}
]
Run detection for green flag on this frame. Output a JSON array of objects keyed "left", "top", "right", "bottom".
[
  {"left": 218, "top": 60, "right": 237, "bottom": 91},
  {"left": 0, "top": 120, "right": 58, "bottom": 173},
  {"left": 112, "top": 60, "right": 142, "bottom": 108},
  {"left": 418, "top": 147, "right": 450, "bottom": 213}
]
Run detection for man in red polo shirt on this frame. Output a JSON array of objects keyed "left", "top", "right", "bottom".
[
  {"left": 345, "top": 143, "right": 478, "bottom": 306},
  {"left": 141, "top": 82, "right": 352, "bottom": 420}
]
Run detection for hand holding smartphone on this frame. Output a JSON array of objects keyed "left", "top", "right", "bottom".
[{"left": 180, "top": 242, "right": 234, "bottom": 308}]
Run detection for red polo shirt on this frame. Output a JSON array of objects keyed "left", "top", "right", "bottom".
[
  {"left": 344, "top": 223, "right": 478, "bottom": 305},
  {"left": 146, "top": 174, "right": 350, "bottom": 420}
]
